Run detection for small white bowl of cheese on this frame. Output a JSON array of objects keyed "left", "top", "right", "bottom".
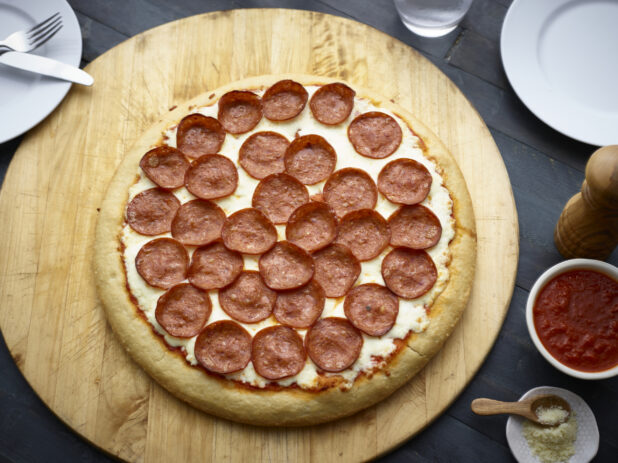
[{"left": 506, "top": 386, "right": 599, "bottom": 463}]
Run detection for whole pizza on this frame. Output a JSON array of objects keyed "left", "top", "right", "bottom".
[{"left": 94, "top": 74, "right": 476, "bottom": 426}]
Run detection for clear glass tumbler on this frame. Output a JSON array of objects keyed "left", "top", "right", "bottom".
[{"left": 394, "top": 0, "right": 474, "bottom": 37}]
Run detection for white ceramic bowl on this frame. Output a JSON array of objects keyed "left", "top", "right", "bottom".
[{"left": 526, "top": 259, "right": 618, "bottom": 380}]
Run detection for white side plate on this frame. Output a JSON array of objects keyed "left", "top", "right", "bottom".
[
  {"left": 501, "top": 0, "right": 618, "bottom": 146},
  {"left": 506, "top": 386, "right": 599, "bottom": 463},
  {"left": 0, "top": 0, "right": 82, "bottom": 143}
]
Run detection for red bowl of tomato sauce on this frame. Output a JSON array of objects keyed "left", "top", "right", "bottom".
[{"left": 526, "top": 259, "right": 618, "bottom": 379}]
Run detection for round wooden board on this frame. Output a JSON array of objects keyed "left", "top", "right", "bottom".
[{"left": 0, "top": 9, "right": 518, "bottom": 462}]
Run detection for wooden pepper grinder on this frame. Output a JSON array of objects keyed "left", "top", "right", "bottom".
[{"left": 554, "top": 145, "right": 618, "bottom": 259}]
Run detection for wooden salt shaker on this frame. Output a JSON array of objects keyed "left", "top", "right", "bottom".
[{"left": 554, "top": 145, "right": 618, "bottom": 259}]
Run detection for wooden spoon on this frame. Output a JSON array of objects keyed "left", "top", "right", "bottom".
[{"left": 471, "top": 394, "right": 571, "bottom": 427}]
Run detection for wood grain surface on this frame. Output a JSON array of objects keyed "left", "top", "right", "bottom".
[
  {"left": 554, "top": 145, "right": 618, "bottom": 259},
  {"left": 0, "top": 9, "right": 518, "bottom": 462}
]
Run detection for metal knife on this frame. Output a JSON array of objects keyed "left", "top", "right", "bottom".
[{"left": 0, "top": 51, "right": 93, "bottom": 86}]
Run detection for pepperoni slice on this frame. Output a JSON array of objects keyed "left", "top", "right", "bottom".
[
  {"left": 306, "top": 318, "right": 363, "bottom": 372},
  {"left": 217, "top": 91, "right": 262, "bottom": 134},
  {"left": 388, "top": 205, "right": 442, "bottom": 250},
  {"left": 311, "top": 243, "right": 360, "bottom": 298},
  {"left": 258, "top": 241, "right": 314, "bottom": 290},
  {"left": 176, "top": 114, "right": 225, "bottom": 159},
  {"left": 171, "top": 199, "right": 225, "bottom": 246},
  {"left": 284, "top": 135, "right": 337, "bottom": 185},
  {"left": 238, "top": 131, "right": 289, "bottom": 179},
  {"left": 286, "top": 202, "right": 338, "bottom": 252},
  {"left": 381, "top": 248, "right": 437, "bottom": 299},
  {"left": 155, "top": 283, "right": 212, "bottom": 338},
  {"left": 262, "top": 80, "right": 308, "bottom": 121},
  {"left": 194, "top": 320, "right": 252, "bottom": 374},
  {"left": 309, "top": 83, "right": 355, "bottom": 125},
  {"left": 252, "top": 326, "right": 306, "bottom": 380},
  {"left": 348, "top": 112, "right": 402, "bottom": 159},
  {"left": 221, "top": 208, "right": 277, "bottom": 254},
  {"left": 139, "top": 146, "right": 190, "bottom": 189},
  {"left": 377, "top": 158, "right": 432, "bottom": 205},
  {"left": 135, "top": 238, "right": 188, "bottom": 289},
  {"left": 252, "top": 173, "right": 309, "bottom": 224},
  {"left": 126, "top": 188, "right": 180, "bottom": 236},
  {"left": 310, "top": 192, "right": 324, "bottom": 202},
  {"left": 219, "top": 271, "right": 277, "bottom": 323},
  {"left": 184, "top": 154, "right": 238, "bottom": 200},
  {"left": 335, "top": 209, "right": 390, "bottom": 261},
  {"left": 188, "top": 242, "right": 243, "bottom": 290},
  {"left": 344, "top": 284, "right": 399, "bottom": 336},
  {"left": 273, "top": 280, "right": 325, "bottom": 329},
  {"left": 323, "top": 168, "right": 378, "bottom": 218}
]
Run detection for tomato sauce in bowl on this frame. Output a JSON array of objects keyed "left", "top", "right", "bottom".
[{"left": 533, "top": 269, "right": 618, "bottom": 373}]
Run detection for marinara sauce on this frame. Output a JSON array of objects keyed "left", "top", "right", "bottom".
[{"left": 533, "top": 269, "right": 618, "bottom": 372}]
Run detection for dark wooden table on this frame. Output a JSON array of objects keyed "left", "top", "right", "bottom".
[{"left": 1, "top": 1, "right": 616, "bottom": 462}]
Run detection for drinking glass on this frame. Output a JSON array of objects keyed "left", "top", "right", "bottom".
[{"left": 394, "top": 0, "right": 474, "bottom": 37}]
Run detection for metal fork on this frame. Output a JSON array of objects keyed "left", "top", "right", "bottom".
[{"left": 0, "top": 12, "right": 63, "bottom": 54}]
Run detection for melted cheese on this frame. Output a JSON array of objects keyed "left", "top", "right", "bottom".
[{"left": 122, "top": 86, "right": 455, "bottom": 389}]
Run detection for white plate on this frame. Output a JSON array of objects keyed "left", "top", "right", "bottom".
[
  {"left": 501, "top": 0, "right": 618, "bottom": 146},
  {"left": 0, "top": 0, "right": 82, "bottom": 144},
  {"left": 506, "top": 386, "right": 599, "bottom": 463}
]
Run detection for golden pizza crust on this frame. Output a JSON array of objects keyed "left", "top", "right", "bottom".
[{"left": 93, "top": 74, "right": 476, "bottom": 426}]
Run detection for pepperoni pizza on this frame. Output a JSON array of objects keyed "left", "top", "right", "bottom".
[{"left": 94, "top": 75, "right": 476, "bottom": 426}]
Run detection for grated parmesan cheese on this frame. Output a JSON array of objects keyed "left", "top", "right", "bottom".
[
  {"left": 522, "top": 411, "right": 577, "bottom": 463},
  {"left": 536, "top": 405, "right": 570, "bottom": 426}
]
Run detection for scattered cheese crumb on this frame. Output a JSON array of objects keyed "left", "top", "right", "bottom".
[{"left": 523, "top": 411, "right": 577, "bottom": 463}]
